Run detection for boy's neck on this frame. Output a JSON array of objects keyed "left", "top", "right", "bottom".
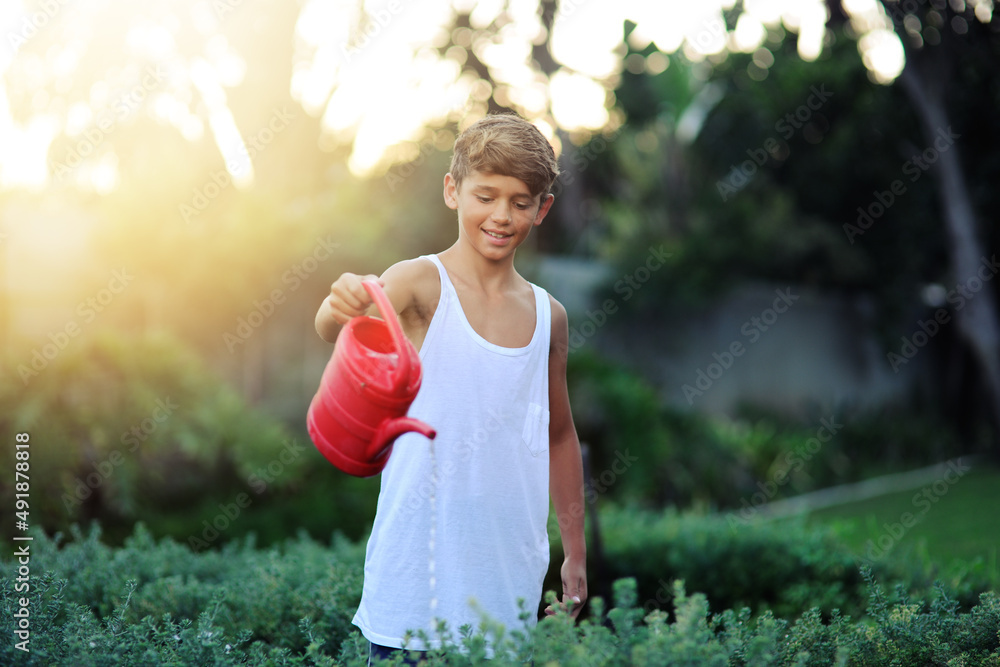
[{"left": 439, "top": 242, "right": 522, "bottom": 294}]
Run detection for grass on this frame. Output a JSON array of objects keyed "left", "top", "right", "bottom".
[{"left": 780, "top": 463, "right": 1000, "bottom": 580}]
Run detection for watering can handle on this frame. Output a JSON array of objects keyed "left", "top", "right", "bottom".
[{"left": 361, "top": 280, "right": 411, "bottom": 393}]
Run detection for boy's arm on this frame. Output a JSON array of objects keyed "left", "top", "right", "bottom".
[
  {"left": 546, "top": 296, "right": 588, "bottom": 619},
  {"left": 314, "top": 259, "right": 434, "bottom": 344}
]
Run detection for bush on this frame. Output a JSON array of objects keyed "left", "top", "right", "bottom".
[
  {"left": 568, "top": 351, "right": 973, "bottom": 511},
  {"left": 2, "top": 524, "right": 998, "bottom": 666},
  {"left": 0, "top": 522, "right": 364, "bottom": 665},
  {"left": 0, "top": 331, "right": 382, "bottom": 547},
  {"left": 591, "top": 505, "right": 868, "bottom": 620},
  {"left": 0, "top": 332, "right": 296, "bottom": 542},
  {"left": 588, "top": 505, "right": 998, "bottom": 624}
]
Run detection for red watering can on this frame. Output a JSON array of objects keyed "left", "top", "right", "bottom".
[{"left": 307, "top": 280, "right": 436, "bottom": 477}]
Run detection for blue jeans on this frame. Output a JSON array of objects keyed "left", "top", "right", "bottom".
[{"left": 368, "top": 641, "right": 425, "bottom": 666}]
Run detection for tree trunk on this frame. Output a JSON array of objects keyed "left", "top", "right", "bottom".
[{"left": 897, "top": 59, "right": 1000, "bottom": 457}]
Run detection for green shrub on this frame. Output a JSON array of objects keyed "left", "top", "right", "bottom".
[
  {"left": 0, "top": 522, "right": 364, "bottom": 664},
  {"left": 591, "top": 505, "right": 867, "bottom": 620},
  {"left": 568, "top": 351, "right": 974, "bottom": 513},
  {"left": 733, "top": 403, "right": 970, "bottom": 487},
  {"left": 3, "top": 530, "right": 998, "bottom": 667},
  {"left": 0, "top": 331, "right": 384, "bottom": 547},
  {"left": 0, "top": 332, "right": 297, "bottom": 543},
  {"left": 581, "top": 504, "right": 996, "bottom": 627},
  {"left": 568, "top": 351, "right": 738, "bottom": 508},
  {"left": 849, "top": 569, "right": 1000, "bottom": 666}
]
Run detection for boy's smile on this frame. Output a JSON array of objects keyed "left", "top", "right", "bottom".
[{"left": 444, "top": 170, "right": 553, "bottom": 261}]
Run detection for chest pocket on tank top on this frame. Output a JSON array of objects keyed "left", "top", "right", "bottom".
[{"left": 521, "top": 402, "right": 550, "bottom": 457}]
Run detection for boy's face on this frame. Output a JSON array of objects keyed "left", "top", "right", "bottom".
[{"left": 443, "top": 170, "right": 553, "bottom": 261}]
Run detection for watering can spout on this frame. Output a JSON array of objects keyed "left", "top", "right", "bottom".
[{"left": 366, "top": 416, "right": 437, "bottom": 460}]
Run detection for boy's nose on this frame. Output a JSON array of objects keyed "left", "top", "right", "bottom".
[{"left": 491, "top": 204, "right": 511, "bottom": 222}]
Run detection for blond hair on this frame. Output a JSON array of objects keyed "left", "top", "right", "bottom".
[{"left": 450, "top": 114, "right": 560, "bottom": 198}]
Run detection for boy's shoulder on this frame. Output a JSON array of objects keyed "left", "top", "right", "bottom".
[
  {"left": 381, "top": 255, "right": 441, "bottom": 319},
  {"left": 383, "top": 255, "right": 438, "bottom": 282}
]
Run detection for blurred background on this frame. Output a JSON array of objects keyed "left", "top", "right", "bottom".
[{"left": 1, "top": 0, "right": 998, "bottom": 612}]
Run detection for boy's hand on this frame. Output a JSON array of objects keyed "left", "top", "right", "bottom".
[
  {"left": 544, "top": 556, "right": 587, "bottom": 620},
  {"left": 317, "top": 273, "right": 383, "bottom": 338}
]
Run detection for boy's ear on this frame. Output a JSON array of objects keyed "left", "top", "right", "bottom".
[
  {"left": 443, "top": 173, "right": 459, "bottom": 210},
  {"left": 533, "top": 193, "right": 555, "bottom": 226}
]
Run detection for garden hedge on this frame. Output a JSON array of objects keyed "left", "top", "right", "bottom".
[{"left": 2, "top": 521, "right": 998, "bottom": 665}]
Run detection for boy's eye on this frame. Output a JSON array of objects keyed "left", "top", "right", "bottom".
[{"left": 473, "top": 195, "right": 531, "bottom": 211}]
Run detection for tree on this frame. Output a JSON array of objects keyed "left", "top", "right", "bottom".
[
  {"left": 875, "top": 0, "right": 1000, "bottom": 450},
  {"left": 586, "top": 1, "right": 998, "bottom": 449}
]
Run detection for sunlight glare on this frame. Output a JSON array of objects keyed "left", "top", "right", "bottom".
[
  {"left": 842, "top": 0, "right": 888, "bottom": 33},
  {"left": 733, "top": 14, "right": 767, "bottom": 52},
  {"left": 970, "top": 0, "right": 994, "bottom": 22},
  {"left": 858, "top": 29, "right": 905, "bottom": 83},
  {"left": 65, "top": 101, "right": 93, "bottom": 137},
  {"left": 189, "top": 57, "right": 254, "bottom": 188},
  {"left": 742, "top": 0, "right": 830, "bottom": 60},
  {"left": 0, "top": 0, "right": 930, "bottom": 192},
  {"left": 842, "top": 0, "right": 880, "bottom": 14},
  {"left": 0, "top": 113, "right": 59, "bottom": 191},
  {"left": 627, "top": 1, "right": 688, "bottom": 54},
  {"left": 468, "top": 0, "right": 504, "bottom": 29},
  {"left": 551, "top": 1, "right": 624, "bottom": 78},
  {"left": 744, "top": 0, "right": 783, "bottom": 25},
  {"left": 796, "top": 1, "right": 828, "bottom": 61},
  {"left": 843, "top": 0, "right": 908, "bottom": 84},
  {"left": 90, "top": 151, "right": 119, "bottom": 195},
  {"left": 126, "top": 22, "right": 176, "bottom": 61},
  {"left": 295, "top": 0, "right": 464, "bottom": 175},
  {"left": 205, "top": 35, "right": 246, "bottom": 88},
  {"left": 550, "top": 70, "right": 609, "bottom": 131},
  {"left": 683, "top": 6, "right": 729, "bottom": 57}
]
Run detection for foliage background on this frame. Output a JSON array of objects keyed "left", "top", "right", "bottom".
[{"left": 1, "top": 0, "right": 999, "bottom": 661}]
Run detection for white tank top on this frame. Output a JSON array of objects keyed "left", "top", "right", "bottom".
[{"left": 352, "top": 254, "right": 552, "bottom": 650}]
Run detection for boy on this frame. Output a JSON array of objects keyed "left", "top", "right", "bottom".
[{"left": 314, "top": 114, "right": 587, "bottom": 660}]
